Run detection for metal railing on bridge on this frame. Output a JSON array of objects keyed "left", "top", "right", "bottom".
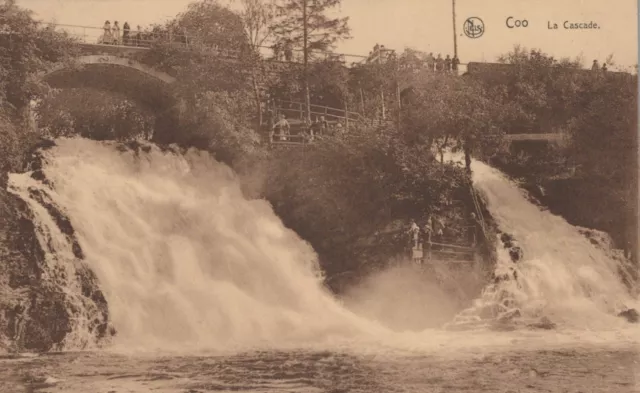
[
  {"left": 36, "top": 23, "right": 370, "bottom": 66},
  {"left": 38, "top": 23, "right": 245, "bottom": 56}
]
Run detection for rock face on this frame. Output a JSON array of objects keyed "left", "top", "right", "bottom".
[
  {"left": 577, "top": 227, "right": 639, "bottom": 292},
  {"left": 499, "top": 233, "right": 523, "bottom": 263},
  {"left": 617, "top": 309, "right": 639, "bottom": 323},
  {"left": 0, "top": 140, "right": 113, "bottom": 352}
]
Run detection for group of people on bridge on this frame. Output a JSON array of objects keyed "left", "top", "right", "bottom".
[
  {"left": 591, "top": 59, "right": 609, "bottom": 72},
  {"left": 420, "top": 53, "right": 461, "bottom": 73},
  {"left": 367, "top": 44, "right": 461, "bottom": 73},
  {"left": 99, "top": 21, "right": 188, "bottom": 48},
  {"left": 100, "top": 21, "right": 141, "bottom": 46}
]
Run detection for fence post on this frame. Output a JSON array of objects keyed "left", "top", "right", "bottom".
[{"left": 345, "top": 101, "right": 350, "bottom": 132}]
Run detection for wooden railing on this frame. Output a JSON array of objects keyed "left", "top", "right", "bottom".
[
  {"left": 269, "top": 100, "right": 395, "bottom": 147},
  {"left": 274, "top": 100, "right": 364, "bottom": 124},
  {"left": 412, "top": 239, "right": 477, "bottom": 265}
]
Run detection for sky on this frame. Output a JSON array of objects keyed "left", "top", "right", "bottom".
[{"left": 16, "top": 0, "right": 639, "bottom": 70}]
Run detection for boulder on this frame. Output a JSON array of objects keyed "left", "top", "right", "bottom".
[
  {"left": 527, "top": 316, "right": 556, "bottom": 330},
  {"left": 618, "top": 308, "right": 639, "bottom": 323}
]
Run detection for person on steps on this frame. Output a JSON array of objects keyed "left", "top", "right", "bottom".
[
  {"left": 272, "top": 114, "right": 290, "bottom": 142},
  {"left": 409, "top": 220, "right": 420, "bottom": 249}
]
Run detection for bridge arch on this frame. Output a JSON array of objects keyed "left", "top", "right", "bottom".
[
  {"left": 38, "top": 54, "right": 182, "bottom": 142},
  {"left": 40, "top": 54, "right": 178, "bottom": 112},
  {"left": 42, "top": 54, "right": 176, "bottom": 84}
]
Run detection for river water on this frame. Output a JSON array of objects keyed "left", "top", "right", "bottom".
[{"left": 3, "top": 138, "right": 639, "bottom": 392}]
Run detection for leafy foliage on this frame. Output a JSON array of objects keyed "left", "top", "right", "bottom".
[
  {"left": 0, "top": 0, "right": 79, "bottom": 110},
  {"left": 238, "top": 0, "right": 277, "bottom": 50},
  {"left": 0, "top": 0, "right": 77, "bottom": 172},
  {"left": 400, "top": 73, "right": 505, "bottom": 157},
  {"left": 36, "top": 89, "right": 155, "bottom": 141},
  {"left": 173, "top": 90, "right": 264, "bottom": 165}
]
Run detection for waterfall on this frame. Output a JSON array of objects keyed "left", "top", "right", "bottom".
[
  {"left": 452, "top": 159, "right": 638, "bottom": 329},
  {"left": 7, "top": 138, "right": 375, "bottom": 351}
]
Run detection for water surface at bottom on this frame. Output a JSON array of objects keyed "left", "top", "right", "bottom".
[{"left": 1, "top": 343, "right": 637, "bottom": 393}]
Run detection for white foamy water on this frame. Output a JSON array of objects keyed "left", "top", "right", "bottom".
[
  {"left": 8, "top": 138, "right": 383, "bottom": 351},
  {"left": 6, "top": 139, "right": 638, "bottom": 355},
  {"left": 456, "top": 159, "right": 639, "bottom": 330}
]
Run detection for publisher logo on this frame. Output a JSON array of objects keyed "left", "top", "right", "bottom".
[{"left": 464, "top": 17, "right": 485, "bottom": 38}]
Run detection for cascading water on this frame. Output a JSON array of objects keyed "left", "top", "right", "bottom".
[
  {"left": 6, "top": 139, "right": 637, "bottom": 354},
  {"left": 7, "top": 138, "right": 379, "bottom": 351},
  {"left": 452, "top": 159, "right": 638, "bottom": 330}
]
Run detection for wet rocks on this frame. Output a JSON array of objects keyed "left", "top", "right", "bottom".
[
  {"left": 0, "top": 147, "right": 113, "bottom": 352},
  {"left": 499, "top": 233, "right": 523, "bottom": 263},
  {"left": 617, "top": 308, "right": 639, "bottom": 323}
]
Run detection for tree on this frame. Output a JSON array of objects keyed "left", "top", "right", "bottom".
[
  {"left": 238, "top": 0, "right": 276, "bottom": 49},
  {"left": 171, "top": 0, "right": 248, "bottom": 50},
  {"left": 173, "top": 90, "right": 264, "bottom": 166},
  {"left": 0, "top": 0, "right": 77, "bottom": 172},
  {"left": 491, "top": 46, "right": 582, "bottom": 134},
  {"left": 400, "top": 73, "right": 505, "bottom": 171},
  {"left": 347, "top": 51, "right": 397, "bottom": 120},
  {"left": 270, "top": 0, "right": 350, "bottom": 121},
  {"left": 237, "top": 0, "right": 277, "bottom": 126},
  {"left": 0, "top": 0, "right": 78, "bottom": 114},
  {"left": 36, "top": 89, "right": 155, "bottom": 141}
]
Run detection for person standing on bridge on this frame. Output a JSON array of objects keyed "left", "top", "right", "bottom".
[
  {"left": 452, "top": 56, "right": 460, "bottom": 73},
  {"left": 122, "top": 22, "right": 131, "bottom": 46},
  {"left": 426, "top": 53, "right": 435, "bottom": 71},
  {"left": 444, "top": 55, "right": 452, "bottom": 72},
  {"left": 102, "top": 21, "right": 113, "bottom": 44},
  {"left": 112, "top": 21, "right": 121, "bottom": 45},
  {"left": 435, "top": 54, "right": 444, "bottom": 72}
]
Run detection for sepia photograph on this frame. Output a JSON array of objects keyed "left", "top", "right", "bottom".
[{"left": 0, "top": 0, "right": 638, "bottom": 391}]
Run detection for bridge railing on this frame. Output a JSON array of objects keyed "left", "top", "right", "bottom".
[
  {"left": 268, "top": 99, "right": 396, "bottom": 147},
  {"left": 275, "top": 100, "right": 364, "bottom": 124},
  {"left": 39, "top": 23, "right": 369, "bottom": 66},
  {"left": 39, "top": 23, "right": 203, "bottom": 51}
]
